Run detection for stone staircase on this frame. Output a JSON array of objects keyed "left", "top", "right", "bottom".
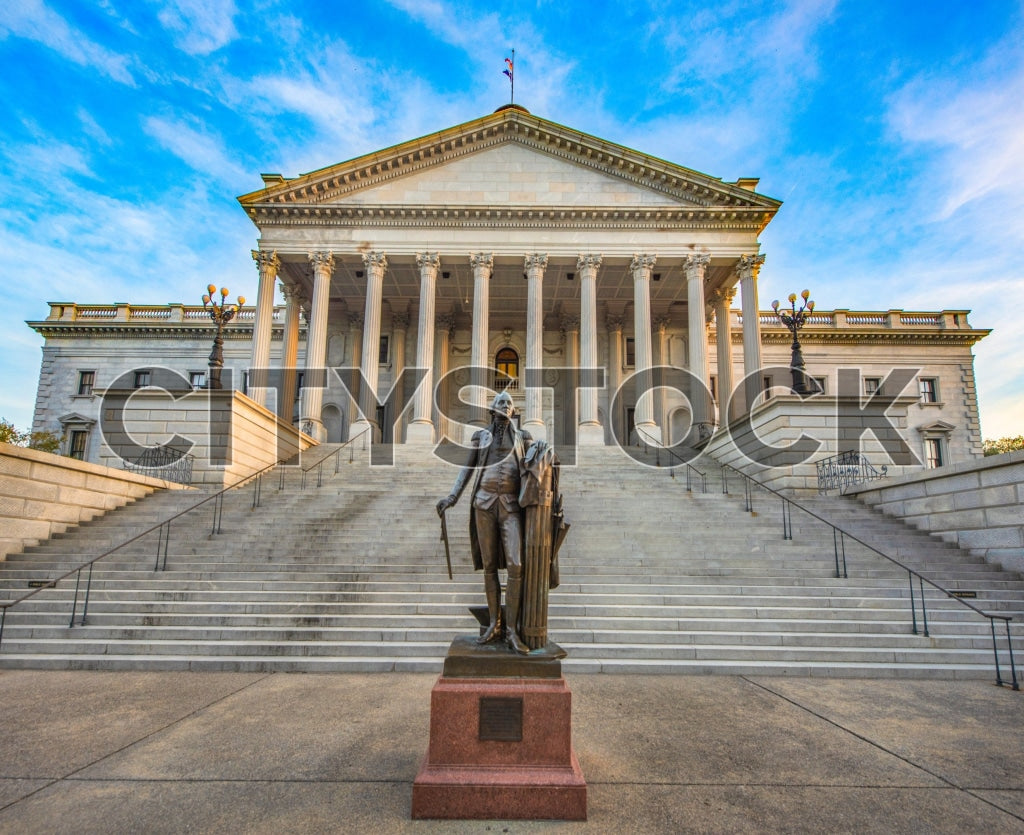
[{"left": 0, "top": 444, "right": 1021, "bottom": 678}]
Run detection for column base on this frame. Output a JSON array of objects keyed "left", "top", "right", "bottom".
[
  {"left": 406, "top": 420, "right": 436, "bottom": 445},
  {"left": 577, "top": 423, "right": 605, "bottom": 446}
]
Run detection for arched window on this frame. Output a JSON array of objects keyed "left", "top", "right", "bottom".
[{"left": 494, "top": 347, "right": 519, "bottom": 390}]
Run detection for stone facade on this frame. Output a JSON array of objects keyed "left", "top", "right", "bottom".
[{"left": 26, "top": 108, "right": 990, "bottom": 474}]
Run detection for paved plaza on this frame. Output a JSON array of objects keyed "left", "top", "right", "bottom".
[{"left": 0, "top": 671, "right": 1021, "bottom": 833}]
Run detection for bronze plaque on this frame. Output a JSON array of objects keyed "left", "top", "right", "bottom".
[
  {"left": 478, "top": 697, "right": 523, "bottom": 741},
  {"left": 951, "top": 590, "right": 977, "bottom": 599}
]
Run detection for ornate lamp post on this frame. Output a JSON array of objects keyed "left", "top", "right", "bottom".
[
  {"left": 202, "top": 284, "right": 245, "bottom": 390},
  {"left": 771, "top": 289, "right": 815, "bottom": 395}
]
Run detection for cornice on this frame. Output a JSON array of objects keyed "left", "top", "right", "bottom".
[
  {"left": 27, "top": 322, "right": 302, "bottom": 340},
  {"left": 245, "top": 203, "right": 773, "bottom": 232},
  {"left": 755, "top": 330, "right": 990, "bottom": 347}
]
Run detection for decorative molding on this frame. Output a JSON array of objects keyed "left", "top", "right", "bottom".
[
  {"left": 630, "top": 253, "right": 657, "bottom": 276},
  {"left": 683, "top": 253, "right": 711, "bottom": 279},
  {"left": 392, "top": 312, "right": 411, "bottom": 331},
  {"left": 469, "top": 252, "right": 494, "bottom": 272},
  {"left": 362, "top": 250, "right": 388, "bottom": 273},
  {"left": 436, "top": 313, "right": 457, "bottom": 333},
  {"left": 738, "top": 253, "right": 766, "bottom": 280},
  {"left": 416, "top": 251, "right": 441, "bottom": 270},
  {"left": 560, "top": 314, "right": 580, "bottom": 332},
  {"left": 308, "top": 250, "right": 335, "bottom": 274},
  {"left": 348, "top": 312, "right": 364, "bottom": 330},
  {"left": 605, "top": 315, "right": 626, "bottom": 332},
  {"left": 524, "top": 252, "right": 549, "bottom": 272},
  {"left": 252, "top": 249, "right": 280, "bottom": 274},
  {"left": 577, "top": 253, "right": 603, "bottom": 273}
]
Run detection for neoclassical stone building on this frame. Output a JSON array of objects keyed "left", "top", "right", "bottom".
[{"left": 28, "top": 107, "right": 990, "bottom": 471}]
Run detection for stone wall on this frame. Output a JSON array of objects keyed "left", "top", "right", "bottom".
[
  {"left": 847, "top": 450, "right": 1024, "bottom": 574},
  {"left": 0, "top": 443, "right": 185, "bottom": 560},
  {"left": 702, "top": 394, "right": 920, "bottom": 492},
  {"left": 97, "top": 389, "right": 314, "bottom": 487}
]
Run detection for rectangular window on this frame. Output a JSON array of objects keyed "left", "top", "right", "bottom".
[
  {"left": 69, "top": 430, "right": 88, "bottom": 461},
  {"left": 77, "top": 370, "right": 95, "bottom": 396},
  {"left": 133, "top": 370, "right": 151, "bottom": 389},
  {"left": 625, "top": 337, "right": 636, "bottom": 367},
  {"left": 379, "top": 335, "right": 390, "bottom": 365},
  {"left": 295, "top": 371, "right": 304, "bottom": 396},
  {"left": 919, "top": 378, "right": 939, "bottom": 403},
  {"left": 925, "top": 438, "right": 944, "bottom": 469},
  {"left": 763, "top": 376, "right": 773, "bottom": 400},
  {"left": 189, "top": 371, "right": 206, "bottom": 389},
  {"left": 863, "top": 377, "right": 881, "bottom": 396}
]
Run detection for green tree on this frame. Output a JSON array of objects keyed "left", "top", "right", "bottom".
[
  {"left": 0, "top": 418, "right": 63, "bottom": 453},
  {"left": 982, "top": 436, "right": 1024, "bottom": 456}
]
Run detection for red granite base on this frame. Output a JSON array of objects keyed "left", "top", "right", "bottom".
[{"left": 411, "top": 676, "right": 587, "bottom": 820}]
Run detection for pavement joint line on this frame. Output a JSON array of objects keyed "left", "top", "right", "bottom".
[
  {"left": 0, "top": 672, "right": 274, "bottom": 815},
  {"left": 740, "top": 676, "right": 1024, "bottom": 824}
]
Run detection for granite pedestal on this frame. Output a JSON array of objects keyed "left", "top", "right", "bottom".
[{"left": 411, "top": 636, "right": 587, "bottom": 820}]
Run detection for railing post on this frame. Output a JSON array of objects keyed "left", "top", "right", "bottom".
[
  {"left": 69, "top": 568, "right": 82, "bottom": 627},
  {"left": 162, "top": 519, "right": 171, "bottom": 571},
  {"left": 919, "top": 576, "right": 929, "bottom": 637},
  {"left": 335, "top": 449, "right": 341, "bottom": 474},
  {"left": 991, "top": 619, "right": 1004, "bottom": 687},
  {"left": 685, "top": 466, "right": 692, "bottom": 492},
  {"left": 81, "top": 563, "right": 94, "bottom": 625},
  {"left": 781, "top": 499, "right": 792, "bottom": 540},
  {"left": 1005, "top": 621, "right": 1019, "bottom": 691},
  {"left": 0, "top": 607, "right": 7, "bottom": 648},
  {"left": 744, "top": 477, "right": 752, "bottom": 513},
  {"left": 909, "top": 570, "right": 918, "bottom": 635},
  {"left": 317, "top": 461, "right": 324, "bottom": 488}
]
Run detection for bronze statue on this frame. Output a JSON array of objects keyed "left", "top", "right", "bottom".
[{"left": 437, "top": 391, "right": 566, "bottom": 655}]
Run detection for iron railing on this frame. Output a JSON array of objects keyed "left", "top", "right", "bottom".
[
  {"left": 815, "top": 450, "right": 888, "bottom": 493},
  {"left": 718, "top": 461, "right": 1018, "bottom": 690},
  {"left": 123, "top": 446, "right": 195, "bottom": 486},
  {"left": 635, "top": 426, "right": 707, "bottom": 493},
  {"left": 285, "top": 428, "right": 370, "bottom": 491},
  {"left": 0, "top": 445, "right": 328, "bottom": 649}
]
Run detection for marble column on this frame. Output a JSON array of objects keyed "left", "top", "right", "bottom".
[
  {"left": 577, "top": 254, "right": 603, "bottom": 445},
  {"left": 561, "top": 313, "right": 580, "bottom": 446},
  {"left": 653, "top": 315, "right": 671, "bottom": 441},
  {"left": 524, "top": 253, "right": 548, "bottom": 439},
  {"left": 278, "top": 282, "right": 302, "bottom": 422},
  {"left": 391, "top": 311, "right": 409, "bottom": 443},
  {"left": 408, "top": 252, "right": 440, "bottom": 444},
  {"left": 249, "top": 249, "right": 280, "bottom": 408},
  {"left": 434, "top": 313, "right": 456, "bottom": 443},
  {"left": 739, "top": 254, "right": 767, "bottom": 414},
  {"left": 300, "top": 250, "right": 334, "bottom": 441},
  {"left": 630, "top": 254, "right": 660, "bottom": 443},
  {"left": 606, "top": 315, "right": 625, "bottom": 444},
  {"left": 347, "top": 313, "right": 363, "bottom": 434},
  {"left": 713, "top": 288, "right": 737, "bottom": 425},
  {"left": 351, "top": 251, "right": 387, "bottom": 441},
  {"left": 468, "top": 253, "right": 493, "bottom": 437},
  {"left": 684, "top": 253, "right": 712, "bottom": 433}
]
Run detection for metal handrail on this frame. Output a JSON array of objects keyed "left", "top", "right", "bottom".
[
  {"left": 635, "top": 426, "right": 707, "bottom": 493},
  {"left": 0, "top": 457, "right": 288, "bottom": 648},
  {"left": 717, "top": 461, "right": 1018, "bottom": 689},
  {"left": 290, "top": 428, "right": 371, "bottom": 490},
  {"left": 816, "top": 450, "right": 888, "bottom": 493}
]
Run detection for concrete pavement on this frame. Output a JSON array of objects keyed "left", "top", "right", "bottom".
[{"left": 0, "top": 670, "right": 1021, "bottom": 833}]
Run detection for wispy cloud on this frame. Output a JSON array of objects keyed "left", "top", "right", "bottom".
[
  {"left": 142, "top": 114, "right": 249, "bottom": 184},
  {"left": 154, "top": 0, "right": 238, "bottom": 56},
  {"left": 0, "top": 0, "right": 135, "bottom": 84}
]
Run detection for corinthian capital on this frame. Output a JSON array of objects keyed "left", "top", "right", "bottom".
[
  {"left": 348, "top": 312, "right": 364, "bottom": 330},
  {"left": 630, "top": 253, "right": 657, "bottom": 276},
  {"left": 469, "top": 252, "right": 494, "bottom": 272},
  {"left": 524, "top": 253, "right": 549, "bottom": 273},
  {"left": 416, "top": 251, "right": 441, "bottom": 271},
  {"left": 738, "top": 253, "right": 766, "bottom": 280},
  {"left": 606, "top": 314, "right": 625, "bottom": 332},
  {"left": 252, "top": 249, "right": 280, "bottom": 275},
  {"left": 392, "top": 312, "right": 411, "bottom": 331},
  {"left": 577, "top": 253, "right": 603, "bottom": 275},
  {"left": 653, "top": 314, "right": 671, "bottom": 333},
  {"left": 308, "top": 250, "right": 335, "bottom": 275},
  {"left": 362, "top": 250, "right": 388, "bottom": 274},
  {"left": 683, "top": 253, "right": 711, "bottom": 279},
  {"left": 436, "top": 313, "right": 457, "bottom": 334}
]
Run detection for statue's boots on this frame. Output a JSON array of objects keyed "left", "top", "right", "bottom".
[
  {"left": 504, "top": 575, "right": 530, "bottom": 655},
  {"left": 477, "top": 574, "right": 502, "bottom": 644}
]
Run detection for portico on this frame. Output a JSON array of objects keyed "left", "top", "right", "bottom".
[{"left": 237, "top": 106, "right": 781, "bottom": 445}]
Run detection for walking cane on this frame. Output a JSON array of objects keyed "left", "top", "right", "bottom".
[{"left": 439, "top": 509, "right": 453, "bottom": 580}]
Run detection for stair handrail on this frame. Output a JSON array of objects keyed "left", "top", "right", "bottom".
[
  {"left": 0, "top": 456, "right": 289, "bottom": 649},
  {"left": 634, "top": 426, "right": 707, "bottom": 492},
  {"left": 815, "top": 449, "right": 888, "bottom": 494},
  {"left": 717, "top": 460, "right": 1018, "bottom": 689},
  {"left": 292, "top": 427, "right": 371, "bottom": 490}
]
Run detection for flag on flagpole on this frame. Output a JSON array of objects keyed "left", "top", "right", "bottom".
[{"left": 503, "top": 56, "right": 513, "bottom": 83}]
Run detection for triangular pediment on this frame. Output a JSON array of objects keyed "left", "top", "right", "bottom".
[{"left": 239, "top": 108, "right": 781, "bottom": 223}]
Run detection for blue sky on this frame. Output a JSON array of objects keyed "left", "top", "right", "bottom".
[{"left": 1, "top": 0, "right": 1022, "bottom": 437}]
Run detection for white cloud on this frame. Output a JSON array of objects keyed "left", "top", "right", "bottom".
[
  {"left": 0, "top": 0, "right": 134, "bottom": 84},
  {"left": 155, "top": 0, "right": 238, "bottom": 55},
  {"left": 142, "top": 115, "right": 249, "bottom": 184}
]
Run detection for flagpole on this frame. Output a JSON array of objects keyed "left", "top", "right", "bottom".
[{"left": 510, "top": 48, "right": 515, "bottom": 105}]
